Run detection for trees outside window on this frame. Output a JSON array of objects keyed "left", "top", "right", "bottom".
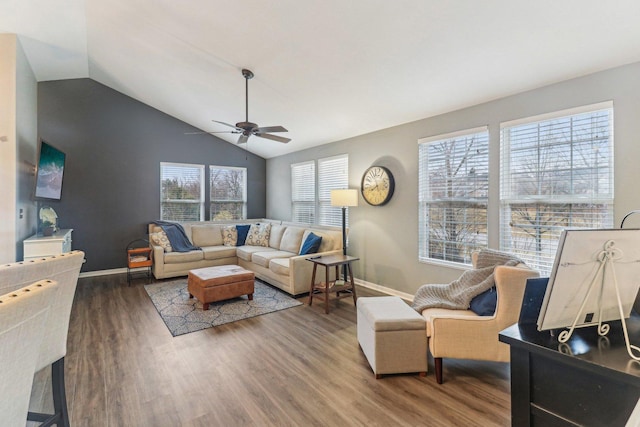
[
  {"left": 500, "top": 103, "right": 614, "bottom": 274},
  {"left": 210, "top": 166, "right": 247, "bottom": 220},
  {"left": 418, "top": 128, "right": 489, "bottom": 265},
  {"left": 160, "top": 163, "right": 205, "bottom": 221}
]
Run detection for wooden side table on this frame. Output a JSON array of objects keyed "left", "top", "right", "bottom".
[
  {"left": 127, "top": 240, "right": 153, "bottom": 286},
  {"left": 307, "top": 254, "right": 359, "bottom": 314}
]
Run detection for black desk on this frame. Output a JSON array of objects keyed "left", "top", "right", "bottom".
[{"left": 499, "top": 317, "right": 640, "bottom": 426}]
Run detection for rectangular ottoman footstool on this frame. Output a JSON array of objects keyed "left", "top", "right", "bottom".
[
  {"left": 357, "top": 296, "right": 428, "bottom": 378},
  {"left": 188, "top": 265, "right": 255, "bottom": 310}
]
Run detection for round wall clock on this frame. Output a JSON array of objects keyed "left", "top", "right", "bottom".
[{"left": 361, "top": 166, "right": 395, "bottom": 206}]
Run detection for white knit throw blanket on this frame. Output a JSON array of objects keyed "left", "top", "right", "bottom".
[{"left": 411, "top": 250, "right": 522, "bottom": 313}]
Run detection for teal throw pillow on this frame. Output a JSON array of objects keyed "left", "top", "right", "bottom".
[
  {"left": 236, "top": 224, "right": 251, "bottom": 246},
  {"left": 299, "top": 232, "right": 322, "bottom": 255}
]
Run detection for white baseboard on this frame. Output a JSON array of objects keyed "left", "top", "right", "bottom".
[
  {"left": 79, "top": 269, "right": 414, "bottom": 303},
  {"left": 79, "top": 267, "right": 128, "bottom": 278},
  {"left": 354, "top": 278, "right": 413, "bottom": 302}
]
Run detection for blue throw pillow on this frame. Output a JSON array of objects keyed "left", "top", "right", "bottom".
[
  {"left": 299, "top": 232, "right": 322, "bottom": 255},
  {"left": 469, "top": 286, "right": 497, "bottom": 316},
  {"left": 236, "top": 224, "right": 251, "bottom": 246}
]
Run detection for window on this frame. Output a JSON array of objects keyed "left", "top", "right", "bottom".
[
  {"left": 290, "top": 154, "right": 349, "bottom": 227},
  {"left": 291, "top": 161, "right": 316, "bottom": 224},
  {"left": 160, "top": 162, "right": 205, "bottom": 221},
  {"left": 210, "top": 166, "right": 247, "bottom": 220},
  {"left": 318, "top": 154, "right": 349, "bottom": 227},
  {"left": 500, "top": 102, "right": 614, "bottom": 274},
  {"left": 418, "top": 127, "right": 489, "bottom": 264}
]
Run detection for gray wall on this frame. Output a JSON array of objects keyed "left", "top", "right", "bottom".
[
  {"left": 267, "top": 61, "right": 640, "bottom": 295},
  {"left": 38, "top": 78, "right": 266, "bottom": 272}
]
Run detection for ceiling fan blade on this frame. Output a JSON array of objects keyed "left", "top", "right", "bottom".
[
  {"left": 212, "top": 120, "right": 242, "bottom": 131},
  {"left": 237, "top": 134, "right": 250, "bottom": 144},
  {"left": 253, "top": 125, "right": 288, "bottom": 133},
  {"left": 255, "top": 133, "right": 291, "bottom": 143}
]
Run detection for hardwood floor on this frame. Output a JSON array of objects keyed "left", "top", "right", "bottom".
[{"left": 30, "top": 275, "right": 512, "bottom": 426}]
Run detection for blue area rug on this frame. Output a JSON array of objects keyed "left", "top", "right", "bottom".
[{"left": 144, "top": 278, "right": 303, "bottom": 337}]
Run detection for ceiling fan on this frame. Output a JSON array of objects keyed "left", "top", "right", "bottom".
[{"left": 187, "top": 69, "right": 290, "bottom": 144}]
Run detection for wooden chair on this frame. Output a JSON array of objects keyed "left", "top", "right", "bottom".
[{"left": 0, "top": 280, "right": 59, "bottom": 427}]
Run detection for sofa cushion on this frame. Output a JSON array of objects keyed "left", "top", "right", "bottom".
[
  {"left": 252, "top": 250, "right": 295, "bottom": 268},
  {"left": 150, "top": 231, "right": 173, "bottom": 252},
  {"left": 201, "top": 246, "right": 237, "bottom": 260},
  {"left": 269, "top": 258, "right": 290, "bottom": 276},
  {"left": 279, "top": 227, "right": 305, "bottom": 253},
  {"left": 191, "top": 225, "right": 223, "bottom": 247},
  {"left": 164, "top": 250, "right": 203, "bottom": 264},
  {"left": 236, "top": 224, "right": 251, "bottom": 246},
  {"left": 223, "top": 226, "right": 237, "bottom": 246},
  {"left": 269, "top": 225, "right": 286, "bottom": 249},
  {"left": 236, "top": 246, "right": 277, "bottom": 262},
  {"left": 245, "top": 223, "right": 271, "bottom": 247},
  {"left": 299, "top": 232, "right": 322, "bottom": 255}
]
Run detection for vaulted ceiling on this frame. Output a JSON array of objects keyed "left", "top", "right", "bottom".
[{"left": 3, "top": 1, "right": 640, "bottom": 158}]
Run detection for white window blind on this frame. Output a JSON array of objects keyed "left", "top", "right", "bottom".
[
  {"left": 318, "top": 154, "right": 348, "bottom": 227},
  {"left": 210, "top": 166, "right": 247, "bottom": 220},
  {"left": 160, "top": 162, "right": 205, "bottom": 221},
  {"left": 291, "top": 161, "right": 316, "bottom": 224},
  {"left": 418, "top": 127, "right": 489, "bottom": 265},
  {"left": 500, "top": 102, "right": 614, "bottom": 275}
]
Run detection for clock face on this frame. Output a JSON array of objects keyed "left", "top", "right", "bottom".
[{"left": 361, "top": 166, "right": 395, "bottom": 206}]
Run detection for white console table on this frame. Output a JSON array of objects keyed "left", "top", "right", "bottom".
[{"left": 23, "top": 229, "right": 73, "bottom": 261}]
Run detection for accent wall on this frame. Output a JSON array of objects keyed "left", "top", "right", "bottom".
[{"left": 38, "top": 78, "right": 267, "bottom": 273}]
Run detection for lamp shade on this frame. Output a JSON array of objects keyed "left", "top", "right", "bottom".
[{"left": 331, "top": 189, "right": 359, "bottom": 207}]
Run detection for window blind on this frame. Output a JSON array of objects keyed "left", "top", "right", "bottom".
[
  {"left": 160, "top": 162, "right": 205, "bottom": 221},
  {"left": 210, "top": 166, "right": 247, "bottom": 220},
  {"left": 318, "top": 154, "right": 348, "bottom": 227},
  {"left": 291, "top": 161, "right": 316, "bottom": 224},
  {"left": 418, "top": 127, "right": 489, "bottom": 264},
  {"left": 500, "top": 103, "right": 614, "bottom": 274}
]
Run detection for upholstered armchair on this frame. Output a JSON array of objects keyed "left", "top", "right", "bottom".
[
  {"left": 0, "top": 251, "right": 84, "bottom": 426},
  {"left": 419, "top": 251, "right": 539, "bottom": 384},
  {"left": 0, "top": 279, "right": 59, "bottom": 427}
]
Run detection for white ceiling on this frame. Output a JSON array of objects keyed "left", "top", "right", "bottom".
[{"left": 3, "top": 1, "right": 640, "bottom": 158}]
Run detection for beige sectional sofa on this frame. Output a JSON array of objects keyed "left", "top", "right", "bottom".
[{"left": 148, "top": 219, "right": 344, "bottom": 295}]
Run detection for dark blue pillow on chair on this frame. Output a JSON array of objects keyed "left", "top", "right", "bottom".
[
  {"left": 469, "top": 286, "right": 497, "bottom": 316},
  {"left": 236, "top": 224, "right": 251, "bottom": 246},
  {"left": 299, "top": 232, "right": 322, "bottom": 255}
]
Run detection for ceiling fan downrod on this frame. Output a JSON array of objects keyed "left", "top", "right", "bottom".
[{"left": 242, "top": 69, "right": 254, "bottom": 124}]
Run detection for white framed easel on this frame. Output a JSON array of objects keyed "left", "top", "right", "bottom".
[{"left": 537, "top": 228, "right": 640, "bottom": 361}]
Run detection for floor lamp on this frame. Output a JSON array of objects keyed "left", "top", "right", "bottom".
[{"left": 331, "top": 189, "right": 358, "bottom": 282}]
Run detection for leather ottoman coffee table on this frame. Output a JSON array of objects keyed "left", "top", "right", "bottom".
[{"left": 187, "top": 265, "right": 255, "bottom": 310}]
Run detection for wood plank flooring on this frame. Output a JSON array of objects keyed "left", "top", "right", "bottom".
[{"left": 29, "top": 274, "right": 512, "bottom": 426}]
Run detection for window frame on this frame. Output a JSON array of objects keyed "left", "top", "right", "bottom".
[
  {"left": 418, "top": 126, "right": 490, "bottom": 266},
  {"left": 160, "top": 162, "right": 205, "bottom": 221},
  {"left": 291, "top": 160, "right": 316, "bottom": 224},
  {"left": 209, "top": 165, "right": 247, "bottom": 220},
  {"left": 317, "top": 154, "right": 349, "bottom": 228},
  {"left": 499, "top": 101, "right": 614, "bottom": 275}
]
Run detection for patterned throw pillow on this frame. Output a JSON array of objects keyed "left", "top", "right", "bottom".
[
  {"left": 222, "top": 225, "right": 238, "bottom": 247},
  {"left": 150, "top": 231, "right": 172, "bottom": 253},
  {"left": 245, "top": 223, "right": 271, "bottom": 247}
]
